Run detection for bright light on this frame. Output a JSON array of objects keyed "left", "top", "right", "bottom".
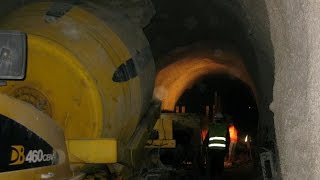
[
  {"left": 245, "top": 135, "right": 248, "bottom": 142},
  {"left": 248, "top": 106, "right": 251, "bottom": 109}
]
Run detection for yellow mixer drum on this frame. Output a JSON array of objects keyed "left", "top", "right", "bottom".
[{"left": 0, "top": 2, "right": 155, "bottom": 145}]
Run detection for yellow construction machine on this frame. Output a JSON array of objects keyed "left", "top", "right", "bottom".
[{"left": 0, "top": 1, "right": 160, "bottom": 179}]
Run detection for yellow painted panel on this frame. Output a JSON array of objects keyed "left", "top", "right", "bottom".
[
  {"left": 153, "top": 118, "right": 173, "bottom": 139},
  {"left": 0, "top": 94, "right": 72, "bottom": 179},
  {"left": 0, "top": 2, "right": 155, "bottom": 167},
  {"left": 0, "top": 2, "right": 143, "bottom": 140},
  {"left": 0, "top": 166, "right": 65, "bottom": 180},
  {"left": 66, "top": 139, "right": 117, "bottom": 163},
  {"left": 0, "top": 35, "right": 103, "bottom": 139}
]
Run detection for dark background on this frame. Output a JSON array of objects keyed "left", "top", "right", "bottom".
[{"left": 176, "top": 74, "right": 258, "bottom": 136}]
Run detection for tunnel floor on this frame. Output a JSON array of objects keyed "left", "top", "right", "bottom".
[
  {"left": 177, "top": 158, "right": 255, "bottom": 180},
  {"left": 80, "top": 143, "right": 256, "bottom": 179},
  {"left": 223, "top": 161, "right": 254, "bottom": 180},
  {"left": 82, "top": 162, "right": 255, "bottom": 180},
  {"left": 156, "top": 129, "right": 257, "bottom": 179}
]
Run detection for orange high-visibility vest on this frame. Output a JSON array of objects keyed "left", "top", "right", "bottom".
[
  {"left": 229, "top": 125, "right": 238, "bottom": 143},
  {"left": 201, "top": 128, "right": 208, "bottom": 143}
]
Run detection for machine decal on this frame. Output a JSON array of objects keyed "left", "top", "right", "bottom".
[
  {"left": 112, "top": 58, "right": 137, "bottom": 82},
  {"left": 0, "top": 114, "right": 58, "bottom": 172},
  {"left": 112, "top": 47, "right": 153, "bottom": 83}
]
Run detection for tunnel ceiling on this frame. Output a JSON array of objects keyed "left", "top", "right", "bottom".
[
  {"left": 144, "top": 0, "right": 265, "bottom": 110},
  {"left": 154, "top": 44, "right": 256, "bottom": 111},
  {"left": 144, "top": 0, "right": 256, "bottom": 69}
]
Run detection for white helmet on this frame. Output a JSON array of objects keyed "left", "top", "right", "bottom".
[{"left": 214, "top": 113, "right": 224, "bottom": 119}]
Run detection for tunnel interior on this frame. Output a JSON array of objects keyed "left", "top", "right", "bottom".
[
  {"left": 3, "top": 0, "right": 320, "bottom": 179},
  {"left": 0, "top": 0, "right": 279, "bottom": 179},
  {"left": 176, "top": 74, "right": 258, "bottom": 136},
  {"left": 145, "top": 0, "right": 276, "bottom": 179},
  {"left": 157, "top": 74, "right": 259, "bottom": 179}
]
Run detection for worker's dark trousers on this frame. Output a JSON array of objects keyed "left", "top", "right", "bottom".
[{"left": 207, "top": 149, "right": 225, "bottom": 180}]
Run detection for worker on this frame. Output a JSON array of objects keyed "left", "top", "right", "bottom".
[
  {"left": 244, "top": 134, "right": 252, "bottom": 161},
  {"left": 228, "top": 121, "right": 238, "bottom": 164},
  {"left": 200, "top": 116, "right": 209, "bottom": 174},
  {"left": 200, "top": 117, "right": 209, "bottom": 146},
  {"left": 206, "top": 113, "right": 229, "bottom": 180}
]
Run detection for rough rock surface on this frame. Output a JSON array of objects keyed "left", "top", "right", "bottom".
[
  {"left": 90, "top": 0, "right": 155, "bottom": 28},
  {"left": 267, "top": 1, "right": 320, "bottom": 179}
]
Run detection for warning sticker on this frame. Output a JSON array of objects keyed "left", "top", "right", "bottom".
[{"left": 0, "top": 114, "right": 58, "bottom": 172}]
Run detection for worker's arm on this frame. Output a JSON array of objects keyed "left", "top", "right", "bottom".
[
  {"left": 203, "top": 129, "right": 209, "bottom": 147},
  {"left": 226, "top": 128, "right": 230, "bottom": 153}
]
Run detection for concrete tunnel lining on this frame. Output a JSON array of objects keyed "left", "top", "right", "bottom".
[{"left": 154, "top": 47, "right": 256, "bottom": 111}]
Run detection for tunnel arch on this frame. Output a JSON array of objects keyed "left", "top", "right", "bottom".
[{"left": 154, "top": 44, "right": 257, "bottom": 111}]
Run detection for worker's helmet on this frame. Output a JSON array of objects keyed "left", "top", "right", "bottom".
[
  {"left": 214, "top": 113, "right": 224, "bottom": 119},
  {"left": 213, "top": 113, "right": 224, "bottom": 123}
]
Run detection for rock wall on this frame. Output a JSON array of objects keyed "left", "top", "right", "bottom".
[{"left": 267, "top": 1, "right": 320, "bottom": 179}]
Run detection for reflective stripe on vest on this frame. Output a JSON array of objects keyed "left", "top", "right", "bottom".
[
  {"left": 208, "top": 143, "right": 226, "bottom": 148},
  {"left": 208, "top": 136, "right": 226, "bottom": 149},
  {"left": 209, "top": 136, "right": 226, "bottom": 141}
]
